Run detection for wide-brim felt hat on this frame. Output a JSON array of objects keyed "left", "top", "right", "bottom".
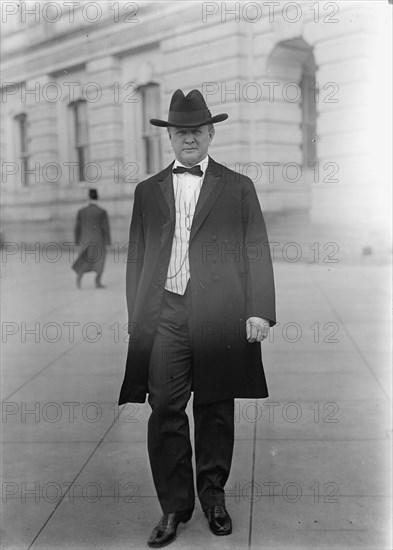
[{"left": 150, "top": 89, "right": 228, "bottom": 128}]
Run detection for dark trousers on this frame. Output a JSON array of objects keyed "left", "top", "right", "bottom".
[{"left": 147, "top": 286, "right": 234, "bottom": 513}]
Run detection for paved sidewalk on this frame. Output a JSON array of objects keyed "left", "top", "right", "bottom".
[{"left": 1, "top": 251, "right": 392, "bottom": 550}]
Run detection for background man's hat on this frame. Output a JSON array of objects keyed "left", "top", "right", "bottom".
[
  {"left": 89, "top": 188, "right": 98, "bottom": 200},
  {"left": 150, "top": 89, "right": 228, "bottom": 128}
]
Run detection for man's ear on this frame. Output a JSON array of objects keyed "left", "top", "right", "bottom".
[{"left": 167, "top": 127, "right": 172, "bottom": 140}]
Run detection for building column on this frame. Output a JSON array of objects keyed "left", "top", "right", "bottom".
[
  {"left": 86, "top": 56, "right": 124, "bottom": 195},
  {"left": 24, "top": 75, "right": 59, "bottom": 187},
  {"left": 310, "top": 14, "right": 388, "bottom": 254}
]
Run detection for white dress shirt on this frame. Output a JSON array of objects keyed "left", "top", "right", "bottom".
[{"left": 165, "top": 156, "right": 209, "bottom": 294}]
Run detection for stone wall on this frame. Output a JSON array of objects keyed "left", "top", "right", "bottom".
[{"left": 1, "top": 1, "right": 389, "bottom": 252}]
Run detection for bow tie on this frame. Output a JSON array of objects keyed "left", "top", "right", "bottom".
[{"left": 173, "top": 165, "right": 203, "bottom": 177}]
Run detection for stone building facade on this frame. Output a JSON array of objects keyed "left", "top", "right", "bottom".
[{"left": 0, "top": 1, "right": 389, "bottom": 248}]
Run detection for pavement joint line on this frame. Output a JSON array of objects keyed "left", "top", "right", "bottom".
[
  {"left": 5, "top": 494, "right": 392, "bottom": 500},
  {"left": 2, "top": 437, "right": 391, "bottom": 444},
  {"left": 306, "top": 529, "right": 367, "bottom": 532},
  {"left": 27, "top": 408, "right": 121, "bottom": 550},
  {"left": 2, "top": 347, "right": 78, "bottom": 403},
  {"left": 308, "top": 266, "right": 391, "bottom": 403},
  {"left": 356, "top": 267, "right": 392, "bottom": 298},
  {"left": 247, "top": 399, "right": 258, "bottom": 550},
  {"left": 1, "top": 306, "right": 126, "bottom": 402}
]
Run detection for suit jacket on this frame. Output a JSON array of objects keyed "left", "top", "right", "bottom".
[
  {"left": 119, "top": 157, "right": 276, "bottom": 405},
  {"left": 72, "top": 203, "right": 111, "bottom": 275}
]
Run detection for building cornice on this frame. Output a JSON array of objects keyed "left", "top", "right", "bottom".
[{"left": 1, "top": 1, "right": 195, "bottom": 85}]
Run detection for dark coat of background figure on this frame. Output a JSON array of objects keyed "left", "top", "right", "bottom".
[
  {"left": 72, "top": 203, "right": 111, "bottom": 277},
  {"left": 119, "top": 157, "right": 276, "bottom": 406}
]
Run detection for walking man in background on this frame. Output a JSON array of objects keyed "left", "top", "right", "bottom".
[
  {"left": 118, "top": 89, "right": 276, "bottom": 547},
  {"left": 72, "top": 188, "right": 111, "bottom": 289}
]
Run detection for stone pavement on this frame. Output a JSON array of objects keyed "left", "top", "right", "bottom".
[{"left": 1, "top": 250, "right": 392, "bottom": 550}]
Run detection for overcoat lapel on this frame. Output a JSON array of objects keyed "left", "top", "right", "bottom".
[
  {"left": 156, "top": 165, "right": 175, "bottom": 223},
  {"left": 153, "top": 159, "right": 225, "bottom": 243},
  {"left": 190, "top": 160, "right": 224, "bottom": 242}
]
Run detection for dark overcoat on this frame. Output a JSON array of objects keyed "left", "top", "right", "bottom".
[
  {"left": 118, "top": 157, "right": 276, "bottom": 406},
  {"left": 72, "top": 204, "right": 111, "bottom": 275}
]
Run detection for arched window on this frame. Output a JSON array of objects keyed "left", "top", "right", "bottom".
[
  {"left": 301, "top": 68, "right": 317, "bottom": 167},
  {"left": 268, "top": 38, "right": 317, "bottom": 169}
]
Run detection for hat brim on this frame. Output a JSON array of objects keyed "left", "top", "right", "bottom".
[{"left": 150, "top": 113, "right": 228, "bottom": 128}]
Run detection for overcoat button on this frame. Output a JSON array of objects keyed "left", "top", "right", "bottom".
[
  {"left": 212, "top": 235, "right": 217, "bottom": 241},
  {"left": 213, "top": 275, "right": 219, "bottom": 282}
]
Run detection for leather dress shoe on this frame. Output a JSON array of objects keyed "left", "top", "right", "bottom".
[
  {"left": 147, "top": 508, "right": 193, "bottom": 548},
  {"left": 204, "top": 505, "right": 232, "bottom": 536},
  {"left": 95, "top": 275, "right": 105, "bottom": 288}
]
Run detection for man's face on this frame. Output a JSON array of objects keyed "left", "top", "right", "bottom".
[{"left": 168, "top": 125, "right": 214, "bottom": 167}]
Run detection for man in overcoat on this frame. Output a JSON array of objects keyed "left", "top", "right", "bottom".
[
  {"left": 118, "top": 89, "right": 276, "bottom": 547},
  {"left": 72, "top": 188, "right": 111, "bottom": 288}
]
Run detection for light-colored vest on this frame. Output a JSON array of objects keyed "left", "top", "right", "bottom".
[{"left": 165, "top": 171, "right": 204, "bottom": 294}]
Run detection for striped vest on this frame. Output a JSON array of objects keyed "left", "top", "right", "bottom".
[{"left": 164, "top": 166, "right": 205, "bottom": 294}]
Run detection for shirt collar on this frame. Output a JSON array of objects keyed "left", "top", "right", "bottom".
[{"left": 173, "top": 155, "right": 209, "bottom": 176}]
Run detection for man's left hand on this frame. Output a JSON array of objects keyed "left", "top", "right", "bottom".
[{"left": 246, "top": 317, "right": 270, "bottom": 343}]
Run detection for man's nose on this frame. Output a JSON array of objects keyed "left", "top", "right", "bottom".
[{"left": 185, "top": 133, "right": 195, "bottom": 142}]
